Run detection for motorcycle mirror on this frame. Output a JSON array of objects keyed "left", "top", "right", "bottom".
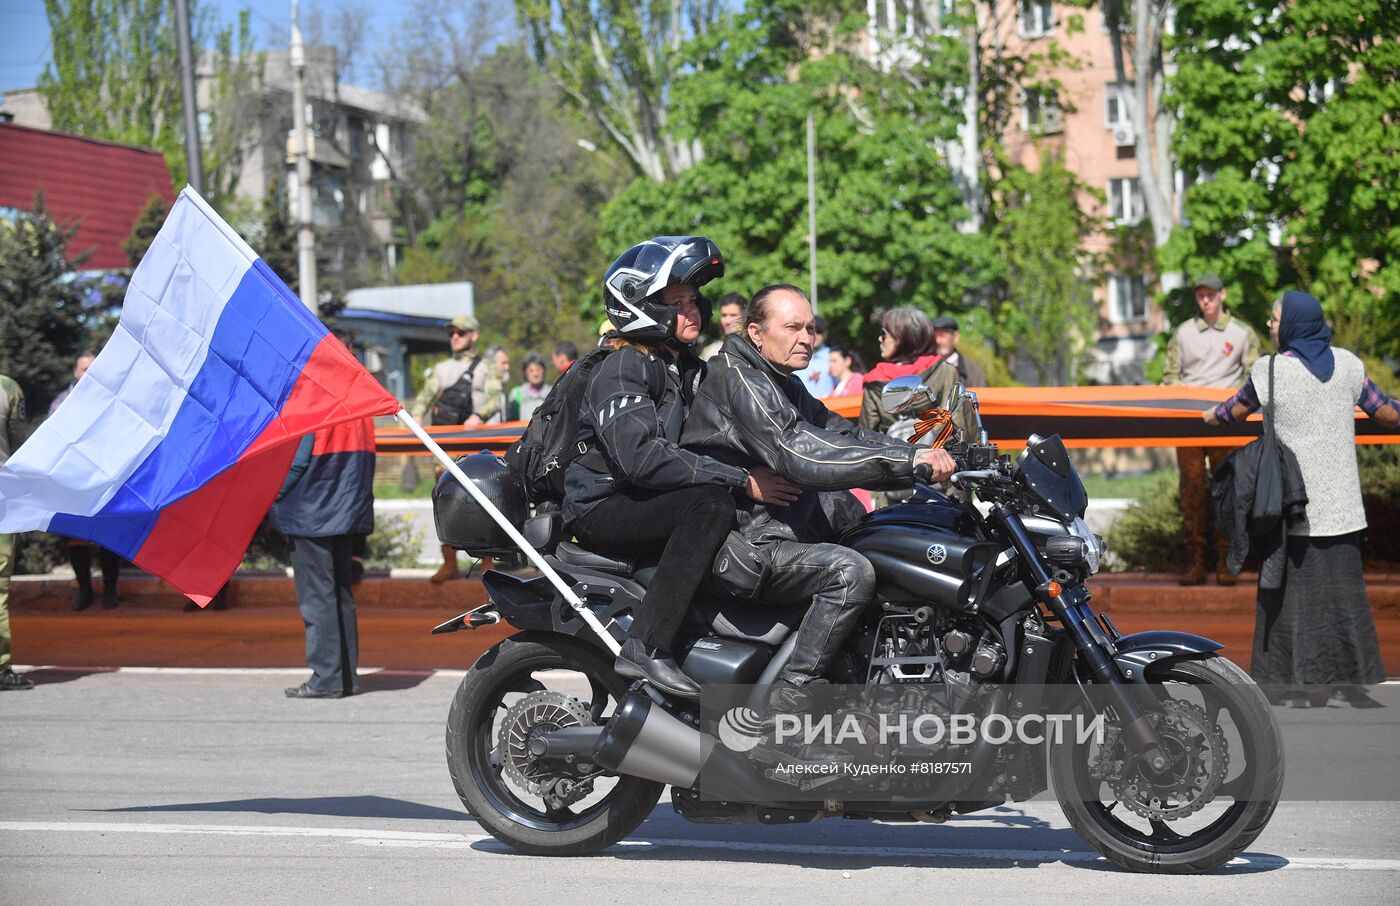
[
  {"left": 881, "top": 374, "right": 934, "bottom": 417},
  {"left": 942, "top": 381, "right": 966, "bottom": 411}
]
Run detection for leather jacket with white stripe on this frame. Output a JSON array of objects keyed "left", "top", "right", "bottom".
[
  {"left": 682, "top": 334, "right": 918, "bottom": 543},
  {"left": 562, "top": 343, "right": 749, "bottom": 525}
]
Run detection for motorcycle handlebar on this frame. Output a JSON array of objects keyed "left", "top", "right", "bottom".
[{"left": 950, "top": 469, "right": 1002, "bottom": 486}]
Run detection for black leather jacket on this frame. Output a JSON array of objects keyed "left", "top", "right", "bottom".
[
  {"left": 682, "top": 334, "right": 918, "bottom": 543},
  {"left": 1210, "top": 437, "right": 1307, "bottom": 590},
  {"left": 562, "top": 344, "right": 749, "bottom": 525}
]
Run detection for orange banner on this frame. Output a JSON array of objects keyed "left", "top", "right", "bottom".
[{"left": 378, "top": 386, "right": 1400, "bottom": 456}]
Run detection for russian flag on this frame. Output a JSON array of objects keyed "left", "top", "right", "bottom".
[{"left": 0, "top": 188, "right": 400, "bottom": 604}]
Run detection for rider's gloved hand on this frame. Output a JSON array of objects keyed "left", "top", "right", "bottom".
[{"left": 913, "top": 446, "right": 957, "bottom": 483}]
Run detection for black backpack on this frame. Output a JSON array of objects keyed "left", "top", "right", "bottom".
[
  {"left": 505, "top": 344, "right": 666, "bottom": 504},
  {"left": 429, "top": 355, "right": 484, "bottom": 426}
]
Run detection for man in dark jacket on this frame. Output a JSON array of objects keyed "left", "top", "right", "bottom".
[
  {"left": 683, "top": 284, "right": 956, "bottom": 693},
  {"left": 271, "top": 416, "right": 377, "bottom": 699}
]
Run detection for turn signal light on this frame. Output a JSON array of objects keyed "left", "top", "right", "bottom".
[{"left": 1044, "top": 581, "right": 1062, "bottom": 598}]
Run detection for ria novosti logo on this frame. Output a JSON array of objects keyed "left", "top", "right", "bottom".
[{"left": 717, "top": 706, "right": 766, "bottom": 752}]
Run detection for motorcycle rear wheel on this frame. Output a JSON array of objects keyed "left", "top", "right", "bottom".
[
  {"left": 446, "top": 631, "right": 664, "bottom": 856},
  {"left": 1051, "top": 653, "right": 1283, "bottom": 874}
]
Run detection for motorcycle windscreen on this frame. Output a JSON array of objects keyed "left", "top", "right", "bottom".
[{"left": 1016, "top": 434, "right": 1088, "bottom": 521}]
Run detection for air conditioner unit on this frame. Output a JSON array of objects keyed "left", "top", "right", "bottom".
[{"left": 1113, "top": 125, "right": 1136, "bottom": 147}]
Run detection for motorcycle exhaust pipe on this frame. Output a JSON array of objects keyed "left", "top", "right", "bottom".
[
  {"left": 590, "top": 693, "right": 772, "bottom": 800},
  {"left": 592, "top": 693, "right": 716, "bottom": 788}
]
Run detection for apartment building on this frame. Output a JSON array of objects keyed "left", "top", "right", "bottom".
[
  {"left": 217, "top": 47, "right": 425, "bottom": 277},
  {"left": 865, "top": 1, "right": 1167, "bottom": 384}
]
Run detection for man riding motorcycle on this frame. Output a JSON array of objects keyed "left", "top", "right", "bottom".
[
  {"left": 682, "top": 284, "right": 957, "bottom": 697},
  {"left": 564, "top": 240, "right": 799, "bottom": 700}
]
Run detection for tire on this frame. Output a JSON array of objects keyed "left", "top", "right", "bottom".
[
  {"left": 446, "top": 631, "right": 664, "bottom": 856},
  {"left": 1051, "top": 654, "right": 1283, "bottom": 874}
]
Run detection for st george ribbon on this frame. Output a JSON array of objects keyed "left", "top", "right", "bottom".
[{"left": 0, "top": 187, "right": 400, "bottom": 605}]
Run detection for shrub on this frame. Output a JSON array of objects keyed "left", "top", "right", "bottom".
[
  {"left": 364, "top": 512, "right": 426, "bottom": 570},
  {"left": 13, "top": 531, "right": 69, "bottom": 575},
  {"left": 1106, "top": 448, "right": 1400, "bottom": 571},
  {"left": 1105, "top": 471, "right": 1186, "bottom": 573}
]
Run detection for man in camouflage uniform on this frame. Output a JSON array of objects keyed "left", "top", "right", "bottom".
[
  {"left": 1163, "top": 273, "right": 1261, "bottom": 586},
  {"left": 1, "top": 374, "right": 33, "bottom": 690},
  {"left": 410, "top": 314, "right": 503, "bottom": 583}
]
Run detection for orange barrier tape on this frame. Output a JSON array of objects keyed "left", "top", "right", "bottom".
[{"left": 377, "top": 387, "right": 1400, "bottom": 456}]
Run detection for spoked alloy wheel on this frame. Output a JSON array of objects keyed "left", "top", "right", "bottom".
[
  {"left": 1051, "top": 654, "right": 1283, "bottom": 874},
  {"left": 446, "top": 632, "right": 663, "bottom": 855}
]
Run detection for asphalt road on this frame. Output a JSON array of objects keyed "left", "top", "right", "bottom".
[{"left": 3, "top": 668, "right": 1399, "bottom": 905}]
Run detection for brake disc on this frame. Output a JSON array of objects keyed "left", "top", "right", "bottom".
[
  {"left": 1106, "top": 700, "right": 1230, "bottom": 821},
  {"left": 498, "top": 690, "right": 594, "bottom": 799}
]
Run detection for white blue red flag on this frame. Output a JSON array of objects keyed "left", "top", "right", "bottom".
[{"left": 0, "top": 188, "right": 400, "bottom": 604}]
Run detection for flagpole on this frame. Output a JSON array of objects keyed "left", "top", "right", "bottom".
[{"left": 394, "top": 409, "right": 621, "bottom": 655}]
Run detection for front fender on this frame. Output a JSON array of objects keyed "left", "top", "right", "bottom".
[{"left": 1112, "top": 629, "right": 1223, "bottom": 682}]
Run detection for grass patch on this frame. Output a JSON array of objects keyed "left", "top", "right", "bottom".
[
  {"left": 1079, "top": 468, "right": 1175, "bottom": 500},
  {"left": 374, "top": 476, "right": 436, "bottom": 499}
]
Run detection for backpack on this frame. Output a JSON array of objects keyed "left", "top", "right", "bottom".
[
  {"left": 429, "top": 355, "right": 483, "bottom": 426},
  {"left": 505, "top": 344, "right": 666, "bottom": 504}
]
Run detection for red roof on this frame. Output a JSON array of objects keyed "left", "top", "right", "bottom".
[{"left": 0, "top": 122, "right": 176, "bottom": 271}]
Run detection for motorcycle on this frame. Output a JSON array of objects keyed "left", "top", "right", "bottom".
[{"left": 428, "top": 376, "right": 1283, "bottom": 874}]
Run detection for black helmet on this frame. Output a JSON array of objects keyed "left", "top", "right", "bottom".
[
  {"left": 432, "top": 452, "right": 528, "bottom": 555},
  {"left": 602, "top": 236, "right": 724, "bottom": 342}
]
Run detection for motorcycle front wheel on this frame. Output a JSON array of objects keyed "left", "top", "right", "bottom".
[
  {"left": 1051, "top": 653, "right": 1283, "bottom": 874},
  {"left": 446, "top": 631, "right": 664, "bottom": 856}
]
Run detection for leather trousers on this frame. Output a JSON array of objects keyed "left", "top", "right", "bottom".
[{"left": 759, "top": 540, "right": 876, "bottom": 684}]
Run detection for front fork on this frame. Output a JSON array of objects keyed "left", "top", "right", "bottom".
[{"left": 991, "top": 505, "right": 1173, "bottom": 773}]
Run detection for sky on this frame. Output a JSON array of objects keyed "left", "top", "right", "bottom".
[{"left": 0, "top": 0, "right": 415, "bottom": 93}]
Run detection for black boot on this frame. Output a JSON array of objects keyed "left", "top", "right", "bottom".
[{"left": 615, "top": 638, "right": 702, "bottom": 700}]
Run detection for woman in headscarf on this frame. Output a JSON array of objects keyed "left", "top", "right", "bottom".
[{"left": 1205, "top": 290, "right": 1399, "bottom": 707}]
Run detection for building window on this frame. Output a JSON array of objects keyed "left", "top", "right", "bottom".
[
  {"left": 1021, "top": 89, "right": 1063, "bottom": 135},
  {"left": 1109, "top": 274, "right": 1149, "bottom": 323},
  {"left": 1107, "top": 177, "right": 1144, "bottom": 224},
  {"left": 869, "top": 0, "right": 939, "bottom": 37},
  {"left": 1018, "top": 0, "right": 1054, "bottom": 38},
  {"left": 1105, "top": 83, "right": 1134, "bottom": 128}
]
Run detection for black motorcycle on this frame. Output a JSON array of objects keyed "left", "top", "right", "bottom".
[{"left": 429, "top": 376, "right": 1283, "bottom": 874}]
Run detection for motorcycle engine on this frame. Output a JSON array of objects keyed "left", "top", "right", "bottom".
[{"left": 861, "top": 607, "right": 1006, "bottom": 687}]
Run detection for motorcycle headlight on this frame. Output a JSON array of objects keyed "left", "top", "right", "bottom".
[{"left": 1071, "top": 517, "right": 1105, "bottom": 574}]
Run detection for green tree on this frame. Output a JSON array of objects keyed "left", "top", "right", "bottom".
[
  {"left": 991, "top": 152, "right": 1103, "bottom": 384},
  {"left": 1163, "top": 0, "right": 1400, "bottom": 358},
  {"left": 0, "top": 198, "right": 93, "bottom": 415},
  {"left": 39, "top": 0, "right": 262, "bottom": 206},
  {"left": 121, "top": 193, "right": 167, "bottom": 267},
  {"left": 516, "top": 0, "right": 724, "bottom": 181},
  {"left": 395, "top": 44, "right": 618, "bottom": 352},
  {"left": 599, "top": 2, "right": 998, "bottom": 358}
]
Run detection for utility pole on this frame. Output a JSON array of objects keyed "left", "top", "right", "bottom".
[
  {"left": 174, "top": 0, "right": 204, "bottom": 195},
  {"left": 291, "top": 0, "right": 318, "bottom": 311},
  {"left": 806, "top": 112, "right": 818, "bottom": 313}
]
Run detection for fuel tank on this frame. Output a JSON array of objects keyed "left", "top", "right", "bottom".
[{"left": 841, "top": 497, "right": 1000, "bottom": 611}]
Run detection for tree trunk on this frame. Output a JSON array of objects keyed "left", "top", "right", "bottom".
[{"left": 1131, "top": 0, "right": 1173, "bottom": 250}]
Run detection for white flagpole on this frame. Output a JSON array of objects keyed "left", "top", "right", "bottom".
[{"left": 395, "top": 409, "right": 621, "bottom": 655}]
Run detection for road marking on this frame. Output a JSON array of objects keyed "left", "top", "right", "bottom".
[
  {"left": 13, "top": 666, "right": 470, "bottom": 678},
  {"left": 14, "top": 666, "right": 1400, "bottom": 684},
  {"left": 3, "top": 821, "right": 1398, "bottom": 872},
  {"left": 0, "top": 821, "right": 466, "bottom": 843}
]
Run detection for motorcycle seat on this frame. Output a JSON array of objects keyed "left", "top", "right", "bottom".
[
  {"left": 555, "top": 541, "right": 659, "bottom": 585},
  {"left": 556, "top": 542, "right": 799, "bottom": 645}
]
